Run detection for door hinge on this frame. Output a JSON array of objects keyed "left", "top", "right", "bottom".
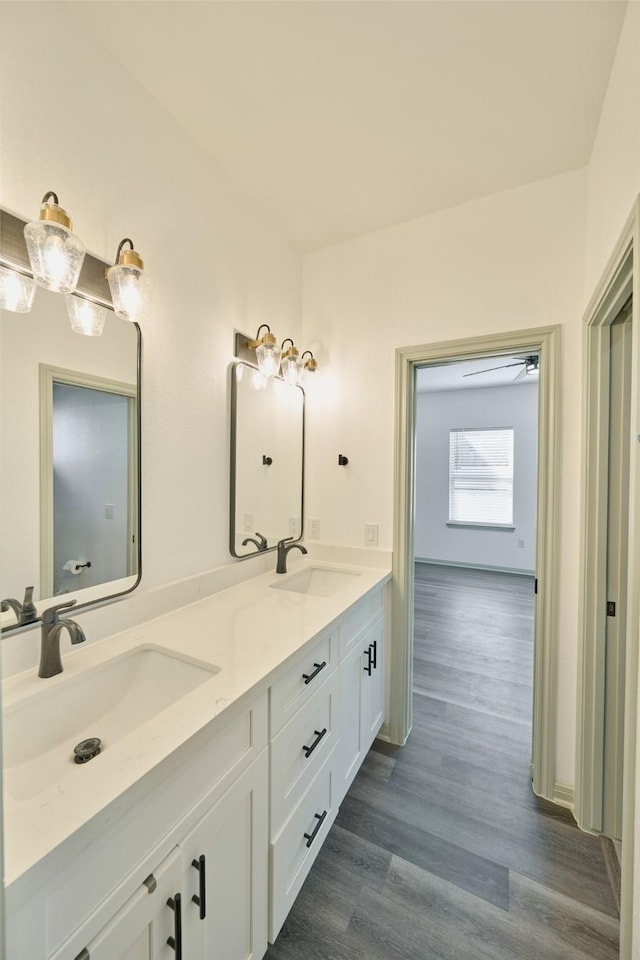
[{"left": 607, "top": 600, "right": 616, "bottom": 617}]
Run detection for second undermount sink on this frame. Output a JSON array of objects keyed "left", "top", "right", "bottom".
[
  {"left": 270, "top": 566, "right": 362, "bottom": 597},
  {"left": 3, "top": 646, "right": 220, "bottom": 802}
]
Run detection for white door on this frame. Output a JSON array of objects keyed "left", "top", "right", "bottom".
[{"left": 181, "top": 751, "right": 268, "bottom": 960}]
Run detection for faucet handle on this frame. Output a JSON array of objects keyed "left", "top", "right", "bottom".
[{"left": 42, "top": 598, "right": 77, "bottom": 625}]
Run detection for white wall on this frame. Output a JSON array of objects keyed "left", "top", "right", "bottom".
[
  {"left": 302, "top": 168, "right": 587, "bottom": 783},
  {"left": 0, "top": 5, "right": 301, "bottom": 605},
  {"left": 585, "top": 0, "right": 640, "bottom": 294},
  {"left": 415, "top": 383, "right": 538, "bottom": 572}
]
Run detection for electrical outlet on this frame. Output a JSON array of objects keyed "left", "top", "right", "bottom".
[
  {"left": 365, "top": 523, "right": 379, "bottom": 546},
  {"left": 308, "top": 518, "right": 320, "bottom": 539},
  {"left": 243, "top": 512, "right": 254, "bottom": 532},
  {"left": 517, "top": 538, "right": 525, "bottom": 549},
  {"left": 289, "top": 517, "right": 299, "bottom": 538}
]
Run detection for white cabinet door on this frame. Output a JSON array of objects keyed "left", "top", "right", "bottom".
[
  {"left": 181, "top": 749, "right": 268, "bottom": 960},
  {"left": 338, "top": 639, "right": 366, "bottom": 801},
  {"left": 74, "top": 848, "right": 183, "bottom": 960}
]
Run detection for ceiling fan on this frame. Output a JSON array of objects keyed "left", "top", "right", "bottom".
[{"left": 463, "top": 354, "right": 539, "bottom": 382}]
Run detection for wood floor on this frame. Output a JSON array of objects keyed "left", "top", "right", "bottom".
[{"left": 265, "top": 563, "right": 619, "bottom": 960}]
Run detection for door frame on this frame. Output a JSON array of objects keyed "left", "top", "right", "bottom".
[
  {"left": 576, "top": 195, "right": 640, "bottom": 960},
  {"left": 389, "top": 325, "right": 561, "bottom": 803},
  {"left": 39, "top": 364, "right": 137, "bottom": 597}
]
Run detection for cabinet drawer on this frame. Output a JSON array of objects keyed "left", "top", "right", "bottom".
[
  {"left": 339, "top": 587, "right": 384, "bottom": 660},
  {"left": 270, "top": 669, "right": 339, "bottom": 837},
  {"left": 269, "top": 746, "right": 338, "bottom": 942},
  {"left": 270, "top": 629, "right": 337, "bottom": 735}
]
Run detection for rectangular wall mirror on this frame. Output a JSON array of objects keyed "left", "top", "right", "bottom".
[
  {"left": 0, "top": 217, "right": 141, "bottom": 633},
  {"left": 230, "top": 362, "right": 304, "bottom": 557}
]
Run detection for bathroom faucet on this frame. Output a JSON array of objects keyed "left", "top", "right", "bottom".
[
  {"left": 242, "top": 531, "right": 268, "bottom": 552},
  {"left": 39, "top": 599, "right": 86, "bottom": 678},
  {"left": 275, "top": 537, "right": 308, "bottom": 574},
  {"left": 1, "top": 586, "right": 38, "bottom": 625}
]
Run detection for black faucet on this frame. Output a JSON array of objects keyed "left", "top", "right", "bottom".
[
  {"left": 276, "top": 537, "right": 308, "bottom": 574},
  {"left": 1, "top": 586, "right": 38, "bottom": 625},
  {"left": 241, "top": 531, "right": 268, "bottom": 552},
  {"left": 39, "top": 599, "right": 86, "bottom": 678}
]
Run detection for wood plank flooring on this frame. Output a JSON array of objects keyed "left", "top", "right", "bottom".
[{"left": 265, "top": 563, "right": 619, "bottom": 960}]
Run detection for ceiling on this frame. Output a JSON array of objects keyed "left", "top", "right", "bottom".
[
  {"left": 416, "top": 355, "right": 539, "bottom": 392},
  {"left": 66, "top": 1, "right": 627, "bottom": 251}
]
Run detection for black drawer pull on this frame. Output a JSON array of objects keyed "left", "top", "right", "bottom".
[
  {"left": 167, "top": 893, "right": 182, "bottom": 959},
  {"left": 370, "top": 638, "right": 378, "bottom": 670},
  {"left": 304, "top": 809, "right": 328, "bottom": 848},
  {"left": 303, "top": 727, "right": 327, "bottom": 759},
  {"left": 191, "top": 854, "right": 206, "bottom": 920},
  {"left": 364, "top": 646, "right": 372, "bottom": 676},
  {"left": 302, "top": 660, "right": 326, "bottom": 685}
]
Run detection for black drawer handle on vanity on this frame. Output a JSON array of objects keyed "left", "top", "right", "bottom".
[
  {"left": 302, "top": 661, "right": 327, "bottom": 685},
  {"left": 191, "top": 854, "right": 206, "bottom": 919},
  {"left": 303, "top": 727, "right": 327, "bottom": 759},
  {"left": 167, "top": 893, "right": 182, "bottom": 959},
  {"left": 303, "top": 810, "right": 328, "bottom": 848}
]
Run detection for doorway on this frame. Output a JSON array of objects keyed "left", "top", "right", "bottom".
[{"left": 389, "top": 325, "right": 561, "bottom": 803}]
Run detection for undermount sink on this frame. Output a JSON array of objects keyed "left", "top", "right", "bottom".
[
  {"left": 3, "top": 646, "right": 220, "bottom": 801},
  {"left": 270, "top": 566, "right": 362, "bottom": 597}
]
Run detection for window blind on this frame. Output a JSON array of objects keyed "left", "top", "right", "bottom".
[{"left": 449, "top": 427, "right": 514, "bottom": 525}]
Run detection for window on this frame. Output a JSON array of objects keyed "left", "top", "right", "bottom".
[{"left": 449, "top": 427, "right": 514, "bottom": 525}]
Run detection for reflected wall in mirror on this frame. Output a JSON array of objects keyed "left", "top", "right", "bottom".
[
  {"left": 230, "top": 362, "right": 304, "bottom": 558},
  {"left": 0, "top": 286, "right": 141, "bottom": 631}
]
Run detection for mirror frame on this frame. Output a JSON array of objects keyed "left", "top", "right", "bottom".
[
  {"left": 0, "top": 206, "right": 143, "bottom": 632},
  {"left": 229, "top": 360, "right": 305, "bottom": 560}
]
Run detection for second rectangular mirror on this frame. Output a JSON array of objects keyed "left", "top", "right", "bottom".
[{"left": 230, "top": 362, "right": 304, "bottom": 557}]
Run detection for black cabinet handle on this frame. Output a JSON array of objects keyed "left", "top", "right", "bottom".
[
  {"left": 191, "top": 855, "right": 206, "bottom": 920},
  {"left": 364, "top": 647, "right": 372, "bottom": 676},
  {"left": 303, "top": 810, "right": 328, "bottom": 848},
  {"left": 370, "top": 639, "right": 378, "bottom": 670},
  {"left": 302, "top": 660, "right": 326, "bottom": 685},
  {"left": 303, "top": 727, "right": 327, "bottom": 759},
  {"left": 167, "top": 893, "right": 182, "bottom": 959}
]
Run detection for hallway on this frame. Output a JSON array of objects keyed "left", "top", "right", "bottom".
[{"left": 266, "top": 564, "right": 619, "bottom": 960}]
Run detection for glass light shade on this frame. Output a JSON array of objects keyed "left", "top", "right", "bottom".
[
  {"left": 24, "top": 218, "right": 85, "bottom": 294},
  {"left": 0, "top": 265, "right": 36, "bottom": 312},
  {"left": 256, "top": 341, "right": 281, "bottom": 378},
  {"left": 107, "top": 263, "right": 152, "bottom": 324},
  {"left": 282, "top": 354, "right": 304, "bottom": 386},
  {"left": 251, "top": 368, "right": 268, "bottom": 390},
  {"left": 65, "top": 294, "right": 107, "bottom": 337}
]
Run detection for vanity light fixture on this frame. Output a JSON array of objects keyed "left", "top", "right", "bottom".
[
  {"left": 23, "top": 192, "right": 85, "bottom": 294},
  {"left": 65, "top": 293, "right": 108, "bottom": 337},
  {"left": 107, "top": 238, "right": 152, "bottom": 324},
  {"left": 280, "top": 338, "right": 304, "bottom": 386},
  {"left": 0, "top": 264, "right": 36, "bottom": 313},
  {"left": 248, "top": 324, "right": 281, "bottom": 378},
  {"left": 301, "top": 350, "right": 318, "bottom": 376}
]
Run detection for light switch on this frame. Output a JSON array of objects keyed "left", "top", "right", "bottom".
[
  {"left": 289, "top": 517, "right": 299, "bottom": 538},
  {"left": 243, "top": 513, "right": 254, "bottom": 531},
  {"left": 105, "top": 504, "right": 114, "bottom": 520},
  {"left": 365, "top": 523, "right": 378, "bottom": 546},
  {"left": 308, "top": 518, "right": 320, "bottom": 539}
]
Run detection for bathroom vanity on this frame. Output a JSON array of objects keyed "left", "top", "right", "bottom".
[{"left": 3, "top": 558, "right": 390, "bottom": 960}]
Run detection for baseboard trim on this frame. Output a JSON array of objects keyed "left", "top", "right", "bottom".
[
  {"left": 415, "top": 557, "right": 535, "bottom": 577},
  {"left": 553, "top": 782, "right": 575, "bottom": 810}
]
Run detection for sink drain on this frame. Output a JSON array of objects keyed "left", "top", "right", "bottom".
[{"left": 73, "top": 737, "right": 102, "bottom": 764}]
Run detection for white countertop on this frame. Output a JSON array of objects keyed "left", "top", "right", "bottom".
[{"left": 2, "top": 556, "right": 391, "bottom": 889}]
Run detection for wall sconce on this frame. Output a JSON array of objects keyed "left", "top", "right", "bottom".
[
  {"left": 280, "top": 338, "right": 304, "bottom": 386},
  {"left": 302, "top": 350, "right": 318, "bottom": 375},
  {"left": 23, "top": 192, "right": 85, "bottom": 294},
  {"left": 65, "top": 293, "right": 108, "bottom": 337},
  {"left": 247, "top": 324, "right": 281, "bottom": 378},
  {"left": 0, "top": 263, "right": 36, "bottom": 313},
  {"left": 107, "top": 238, "right": 152, "bottom": 324}
]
